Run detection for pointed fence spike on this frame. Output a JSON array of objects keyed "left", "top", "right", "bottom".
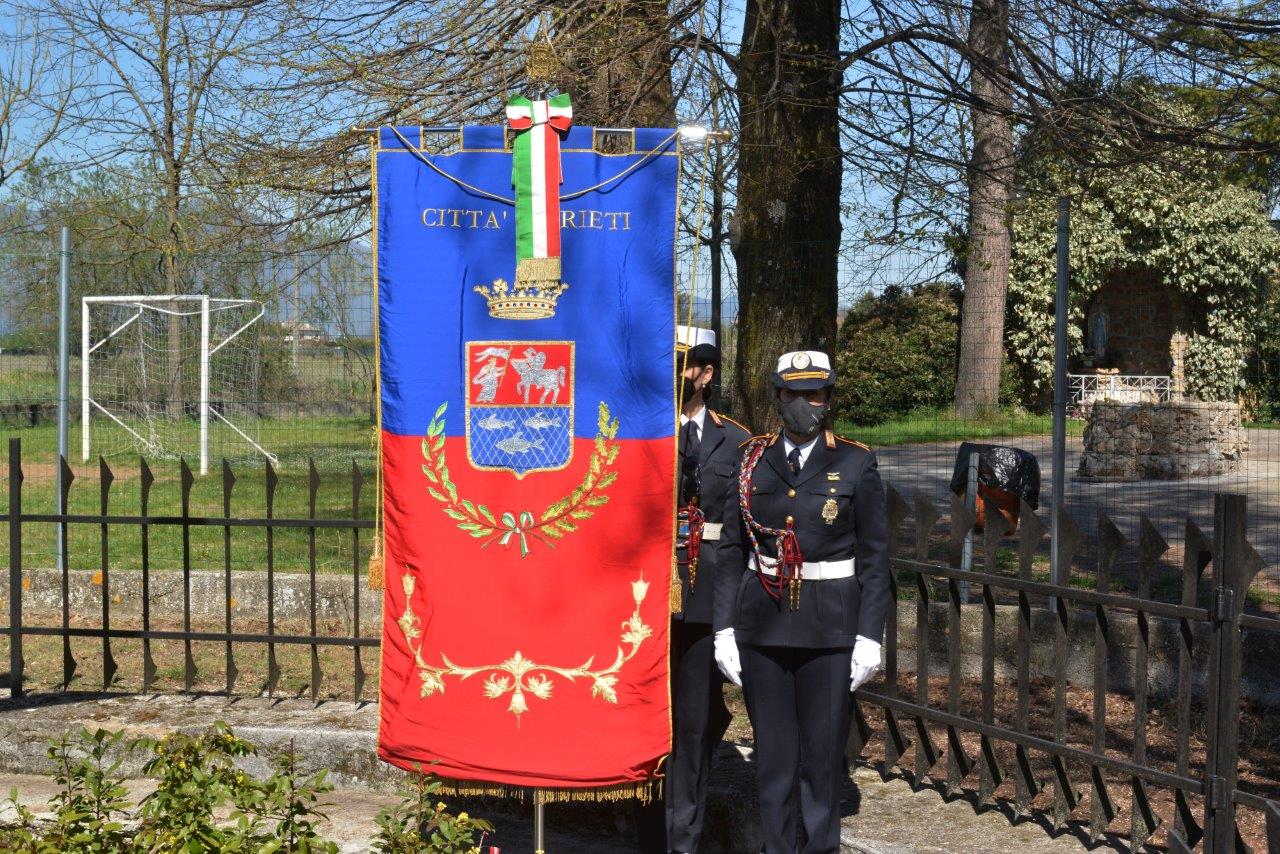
[
  {"left": 98, "top": 455, "right": 114, "bottom": 491},
  {"left": 1088, "top": 765, "right": 1116, "bottom": 842},
  {"left": 1166, "top": 827, "right": 1194, "bottom": 854},
  {"left": 180, "top": 458, "right": 194, "bottom": 493},
  {"left": 948, "top": 492, "right": 976, "bottom": 568},
  {"left": 353, "top": 651, "right": 367, "bottom": 702},
  {"left": 140, "top": 457, "right": 153, "bottom": 494},
  {"left": 845, "top": 698, "right": 872, "bottom": 762},
  {"left": 912, "top": 488, "right": 940, "bottom": 561},
  {"left": 978, "top": 735, "right": 1003, "bottom": 804},
  {"left": 143, "top": 647, "right": 157, "bottom": 693},
  {"left": 62, "top": 642, "right": 77, "bottom": 690},
  {"left": 1013, "top": 745, "right": 1042, "bottom": 818},
  {"left": 885, "top": 484, "right": 910, "bottom": 538},
  {"left": 944, "top": 725, "right": 972, "bottom": 796},
  {"left": 267, "top": 651, "right": 281, "bottom": 698},
  {"left": 311, "top": 649, "right": 322, "bottom": 704},
  {"left": 882, "top": 708, "right": 911, "bottom": 773},
  {"left": 912, "top": 717, "right": 940, "bottom": 790},
  {"left": 103, "top": 649, "right": 118, "bottom": 690},
  {"left": 1184, "top": 518, "right": 1212, "bottom": 581},
  {"left": 1129, "top": 777, "right": 1160, "bottom": 852},
  {"left": 1174, "top": 789, "right": 1203, "bottom": 849},
  {"left": 1050, "top": 755, "right": 1081, "bottom": 831}
]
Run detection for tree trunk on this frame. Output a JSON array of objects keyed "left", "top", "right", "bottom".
[
  {"left": 954, "top": 0, "right": 1014, "bottom": 418},
  {"left": 732, "top": 0, "right": 842, "bottom": 428},
  {"left": 553, "top": 1, "right": 675, "bottom": 127}
]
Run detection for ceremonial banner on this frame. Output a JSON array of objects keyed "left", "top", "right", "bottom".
[{"left": 374, "top": 121, "right": 678, "bottom": 796}]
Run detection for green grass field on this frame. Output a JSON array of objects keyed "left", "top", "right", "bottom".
[
  {"left": 838, "top": 406, "right": 1083, "bottom": 446},
  {"left": 2, "top": 417, "right": 378, "bottom": 576}
]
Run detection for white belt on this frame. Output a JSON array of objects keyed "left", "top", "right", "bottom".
[{"left": 749, "top": 555, "right": 855, "bottom": 580}]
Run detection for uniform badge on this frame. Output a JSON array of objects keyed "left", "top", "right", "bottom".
[
  {"left": 821, "top": 497, "right": 839, "bottom": 525},
  {"left": 466, "top": 341, "right": 574, "bottom": 477},
  {"left": 790, "top": 352, "right": 811, "bottom": 370},
  {"left": 826, "top": 472, "right": 840, "bottom": 480}
]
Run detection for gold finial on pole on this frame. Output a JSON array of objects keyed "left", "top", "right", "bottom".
[{"left": 527, "top": 13, "right": 558, "bottom": 82}]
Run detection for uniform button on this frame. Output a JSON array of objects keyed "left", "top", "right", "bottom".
[
  {"left": 785, "top": 515, "right": 794, "bottom": 525},
  {"left": 829, "top": 487, "right": 837, "bottom": 493},
  {"left": 787, "top": 488, "right": 796, "bottom": 498}
]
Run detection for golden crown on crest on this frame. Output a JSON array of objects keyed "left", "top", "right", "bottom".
[{"left": 473, "top": 258, "right": 569, "bottom": 320}]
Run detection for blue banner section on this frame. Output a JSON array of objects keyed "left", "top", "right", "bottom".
[{"left": 376, "top": 125, "right": 677, "bottom": 441}]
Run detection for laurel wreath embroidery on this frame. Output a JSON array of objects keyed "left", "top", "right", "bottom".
[
  {"left": 420, "top": 400, "right": 620, "bottom": 556},
  {"left": 397, "top": 572, "right": 653, "bottom": 720}
]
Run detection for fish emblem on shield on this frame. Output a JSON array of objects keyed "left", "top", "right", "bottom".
[{"left": 466, "top": 341, "right": 574, "bottom": 477}]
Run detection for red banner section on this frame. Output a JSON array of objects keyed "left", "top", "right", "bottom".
[{"left": 377, "top": 432, "right": 673, "bottom": 789}]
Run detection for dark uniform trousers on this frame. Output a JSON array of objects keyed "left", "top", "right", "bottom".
[
  {"left": 716, "top": 432, "right": 890, "bottom": 854},
  {"left": 637, "top": 409, "right": 749, "bottom": 853}
]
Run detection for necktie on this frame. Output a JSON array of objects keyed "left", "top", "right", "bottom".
[
  {"left": 681, "top": 420, "right": 701, "bottom": 503},
  {"left": 787, "top": 446, "right": 802, "bottom": 476}
]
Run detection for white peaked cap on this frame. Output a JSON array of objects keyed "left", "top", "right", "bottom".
[
  {"left": 775, "top": 351, "right": 831, "bottom": 373},
  {"left": 676, "top": 326, "right": 716, "bottom": 350}
]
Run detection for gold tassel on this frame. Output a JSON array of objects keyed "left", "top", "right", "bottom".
[
  {"left": 367, "top": 548, "right": 385, "bottom": 590},
  {"left": 668, "top": 558, "right": 682, "bottom": 613}
]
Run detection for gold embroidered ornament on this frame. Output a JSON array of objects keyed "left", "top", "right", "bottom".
[
  {"left": 397, "top": 572, "right": 653, "bottom": 721},
  {"left": 421, "top": 400, "right": 620, "bottom": 556}
]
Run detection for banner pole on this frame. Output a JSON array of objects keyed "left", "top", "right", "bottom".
[{"left": 534, "top": 797, "right": 545, "bottom": 853}]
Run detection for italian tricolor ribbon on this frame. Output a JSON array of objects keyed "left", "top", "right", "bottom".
[{"left": 506, "top": 93, "right": 572, "bottom": 272}]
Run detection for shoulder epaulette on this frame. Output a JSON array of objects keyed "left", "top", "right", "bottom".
[
  {"left": 836, "top": 435, "right": 871, "bottom": 451},
  {"left": 739, "top": 431, "right": 777, "bottom": 449},
  {"left": 823, "top": 429, "right": 837, "bottom": 450},
  {"left": 711, "top": 410, "right": 750, "bottom": 434}
]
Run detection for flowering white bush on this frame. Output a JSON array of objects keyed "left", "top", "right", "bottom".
[{"left": 1007, "top": 146, "right": 1280, "bottom": 402}]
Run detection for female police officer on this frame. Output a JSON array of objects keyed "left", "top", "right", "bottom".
[{"left": 712, "top": 350, "right": 889, "bottom": 854}]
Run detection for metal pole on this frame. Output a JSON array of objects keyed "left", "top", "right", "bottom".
[
  {"left": 960, "top": 450, "right": 979, "bottom": 603},
  {"left": 199, "top": 295, "right": 210, "bottom": 475},
  {"left": 81, "top": 299, "right": 90, "bottom": 462},
  {"left": 1050, "top": 198, "right": 1069, "bottom": 609},
  {"left": 709, "top": 142, "right": 723, "bottom": 383},
  {"left": 56, "top": 227, "right": 71, "bottom": 583},
  {"left": 534, "top": 798, "right": 545, "bottom": 854},
  {"left": 9, "top": 438, "right": 23, "bottom": 698}
]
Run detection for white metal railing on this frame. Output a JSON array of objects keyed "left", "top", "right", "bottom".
[{"left": 1068, "top": 373, "right": 1173, "bottom": 412}]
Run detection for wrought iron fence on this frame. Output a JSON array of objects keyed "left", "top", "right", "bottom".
[
  {"left": 851, "top": 484, "right": 1280, "bottom": 853},
  {"left": 1, "top": 438, "right": 376, "bottom": 702}
]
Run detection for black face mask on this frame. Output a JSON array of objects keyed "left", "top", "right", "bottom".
[
  {"left": 778, "top": 394, "right": 829, "bottom": 438},
  {"left": 680, "top": 376, "right": 700, "bottom": 406}
]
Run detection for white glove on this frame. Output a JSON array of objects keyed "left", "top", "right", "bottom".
[
  {"left": 850, "top": 637, "right": 882, "bottom": 692},
  {"left": 714, "top": 629, "right": 743, "bottom": 687}
]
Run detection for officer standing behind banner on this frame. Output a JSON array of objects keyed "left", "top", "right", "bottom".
[
  {"left": 713, "top": 351, "right": 890, "bottom": 854},
  {"left": 638, "top": 325, "right": 751, "bottom": 854}
]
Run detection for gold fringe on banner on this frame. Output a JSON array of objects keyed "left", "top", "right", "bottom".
[{"left": 433, "top": 778, "right": 663, "bottom": 805}]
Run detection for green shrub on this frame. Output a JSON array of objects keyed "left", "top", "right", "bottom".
[
  {"left": 372, "top": 769, "right": 494, "bottom": 854},
  {"left": 0, "top": 725, "right": 492, "bottom": 853},
  {"left": 833, "top": 283, "right": 962, "bottom": 426}
]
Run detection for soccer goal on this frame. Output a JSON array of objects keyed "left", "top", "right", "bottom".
[{"left": 81, "top": 295, "right": 277, "bottom": 473}]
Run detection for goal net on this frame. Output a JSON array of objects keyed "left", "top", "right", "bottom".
[{"left": 81, "top": 296, "right": 276, "bottom": 473}]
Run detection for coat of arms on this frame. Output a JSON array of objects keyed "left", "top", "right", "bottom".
[{"left": 466, "top": 341, "right": 574, "bottom": 476}]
